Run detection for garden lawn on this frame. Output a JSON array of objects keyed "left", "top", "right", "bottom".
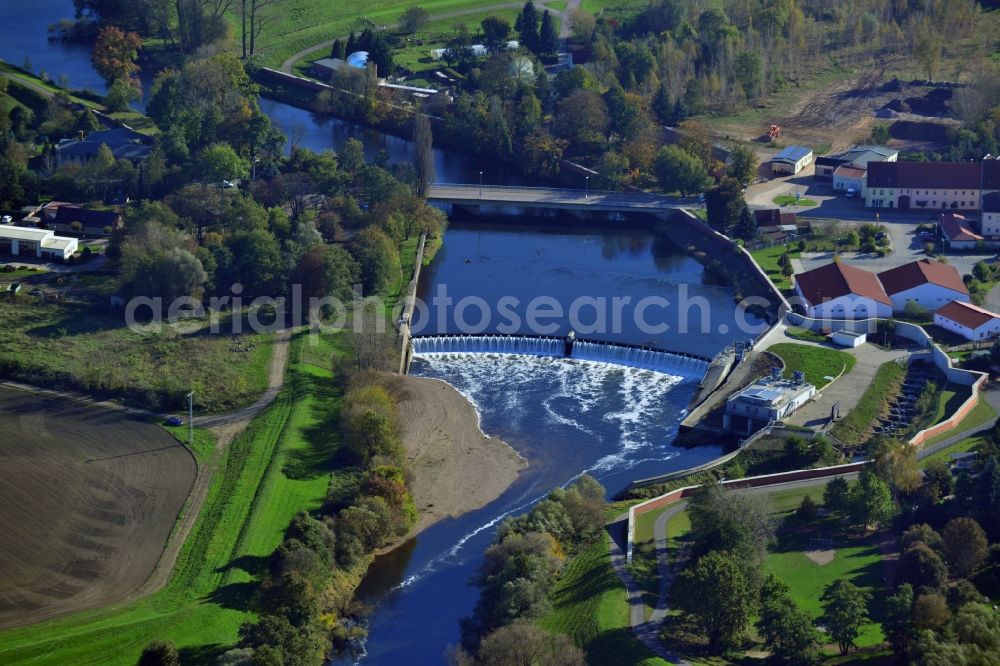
[
  {"left": 920, "top": 436, "right": 986, "bottom": 468},
  {"left": 767, "top": 342, "right": 856, "bottom": 389},
  {"left": 929, "top": 384, "right": 972, "bottom": 428},
  {"left": 773, "top": 195, "right": 818, "bottom": 207},
  {"left": 538, "top": 538, "right": 668, "bottom": 666},
  {"left": 830, "top": 361, "right": 905, "bottom": 445},
  {"left": 0, "top": 333, "right": 346, "bottom": 665},
  {"left": 750, "top": 244, "right": 800, "bottom": 291}
]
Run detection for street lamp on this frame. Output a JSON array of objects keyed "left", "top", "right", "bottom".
[
  {"left": 186, "top": 391, "right": 194, "bottom": 446},
  {"left": 479, "top": 171, "right": 483, "bottom": 199},
  {"left": 585, "top": 176, "right": 590, "bottom": 199}
]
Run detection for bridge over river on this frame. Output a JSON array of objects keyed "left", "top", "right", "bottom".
[{"left": 426, "top": 184, "right": 699, "bottom": 214}]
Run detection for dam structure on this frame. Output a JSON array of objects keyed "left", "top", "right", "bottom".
[{"left": 409, "top": 334, "right": 711, "bottom": 379}]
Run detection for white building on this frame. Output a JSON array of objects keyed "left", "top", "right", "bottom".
[
  {"left": 831, "top": 329, "right": 867, "bottom": 348},
  {"left": 0, "top": 225, "right": 78, "bottom": 261},
  {"left": 877, "top": 258, "right": 969, "bottom": 313},
  {"left": 833, "top": 165, "right": 866, "bottom": 194},
  {"left": 934, "top": 300, "right": 1000, "bottom": 341},
  {"left": 939, "top": 212, "right": 986, "bottom": 251},
  {"left": 723, "top": 372, "right": 816, "bottom": 435},
  {"left": 983, "top": 192, "right": 1000, "bottom": 236},
  {"left": 770, "top": 146, "right": 814, "bottom": 175},
  {"left": 865, "top": 160, "right": 1000, "bottom": 211},
  {"left": 793, "top": 261, "right": 893, "bottom": 320}
]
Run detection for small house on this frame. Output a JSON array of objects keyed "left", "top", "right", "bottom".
[
  {"left": 723, "top": 371, "right": 816, "bottom": 435},
  {"left": 831, "top": 329, "right": 866, "bottom": 348},
  {"left": 938, "top": 213, "right": 985, "bottom": 250},
  {"left": 0, "top": 226, "right": 78, "bottom": 261}
]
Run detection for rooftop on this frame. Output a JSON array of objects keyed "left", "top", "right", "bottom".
[
  {"left": 936, "top": 300, "right": 999, "bottom": 330},
  {"left": 0, "top": 225, "right": 54, "bottom": 240},
  {"left": 729, "top": 377, "right": 815, "bottom": 408},
  {"left": 834, "top": 164, "right": 867, "bottom": 179},
  {"left": 772, "top": 146, "right": 813, "bottom": 163},
  {"left": 867, "top": 160, "right": 988, "bottom": 190},
  {"left": 794, "top": 261, "right": 892, "bottom": 306},
  {"left": 939, "top": 212, "right": 984, "bottom": 243},
  {"left": 877, "top": 258, "right": 969, "bottom": 296}
]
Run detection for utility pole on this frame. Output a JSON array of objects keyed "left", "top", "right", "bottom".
[
  {"left": 585, "top": 175, "right": 590, "bottom": 199},
  {"left": 186, "top": 391, "right": 194, "bottom": 446},
  {"left": 479, "top": 171, "right": 483, "bottom": 198}
]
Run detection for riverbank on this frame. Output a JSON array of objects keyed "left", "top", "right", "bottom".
[{"left": 392, "top": 375, "right": 527, "bottom": 535}]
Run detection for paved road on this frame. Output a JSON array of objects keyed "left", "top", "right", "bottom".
[
  {"left": 280, "top": 0, "right": 575, "bottom": 74},
  {"left": 427, "top": 183, "right": 696, "bottom": 211}
]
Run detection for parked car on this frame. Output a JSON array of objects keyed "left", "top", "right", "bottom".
[
  {"left": 846, "top": 188, "right": 857, "bottom": 198},
  {"left": 166, "top": 416, "right": 185, "bottom": 426}
]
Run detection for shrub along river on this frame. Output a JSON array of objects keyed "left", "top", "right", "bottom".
[{"left": 4, "top": 5, "right": 766, "bottom": 661}]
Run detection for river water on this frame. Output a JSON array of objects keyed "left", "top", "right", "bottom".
[{"left": 3, "top": 7, "right": 760, "bottom": 663}]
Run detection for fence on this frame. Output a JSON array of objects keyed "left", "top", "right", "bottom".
[{"left": 624, "top": 461, "right": 867, "bottom": 562}]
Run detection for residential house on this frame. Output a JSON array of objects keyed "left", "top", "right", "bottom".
[
  {"left": 815, "top": 145, "right": 898, "bottom": 182},
  {"left": 877, "top": 258, "right": 970, "bottom": 312},
  {"left": 793, "top": 261, "right": 893, "bottom": 319},
  {"left": 865, "top": 160, "right": 1000, "bottom": 210},
  {"left": 934, "top": 300, "right": 1000, "bottom": 341},
  {"left": 41, "top": 202, "right": 122, "bottom": 236},
  {"left": 770, "top": 146, "right": 814, "bottom": 175},
  {"left": 55, "top": 127, "right": 153, "bottom": 167},
  {"left": 982, "top": 192, "right": 1000, "bottom": 236},
  {"left": 939, "top": 212, "right": 987, "bottom": 250}
]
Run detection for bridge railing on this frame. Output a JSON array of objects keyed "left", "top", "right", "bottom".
[{"left": 428, "top": 183, "right": 688, "bottom": 200}]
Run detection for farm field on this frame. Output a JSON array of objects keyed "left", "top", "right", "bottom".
[
  {"left": 0, "top": 300, "right": 274, "bottom": 414},
  {"left": 0, "top": 332, "right": 348, "bottom": 664},
  {"left": 0, "top": 387, "right": 196, "bottom": 631}
]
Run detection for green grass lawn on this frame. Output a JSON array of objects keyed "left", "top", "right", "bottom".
[
  {"left": 767, "top": 342, "right": 856, "bottom": 389},
  {"left": 929, "top": 384, "right": 972, "bottom": 428},
  {"left": 773, "top": 195, "right": 818, "bottom": 207},
  {"left": 750, "top": 244, "right": 800, "bottom": 290},
  {"left": 830, "top": 361, "right": 905, "bottom": 445},
  {"left": 538, "top": 538, "right": 669, "bottom": 666},
  {"left": 920, "top": 435, "right": 986, "bottom": 468},
  {"left": 0, "top": 331, "right": 348, "bottom": 665},
  {"left": 785, "top": 326, "right": 828, "bottom": 344},
  {"left": 0, "top": 300, "right": 274, "bottom": 414},
  {"left": 921, "top": 396, "right": 997, "bottom": 448}
]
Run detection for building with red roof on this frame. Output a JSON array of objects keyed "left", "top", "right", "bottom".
[
  {"left": 877, "top": 258, "right": 969, "bottom": 312},
  {"left": 793, "top": 261, "right": 892, "bottom": 319},
  {"left": 934, "top": 300, "right": 1000, "bottom": 341}
]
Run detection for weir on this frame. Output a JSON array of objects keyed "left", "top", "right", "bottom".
[{"left": 409, "top": 334, "right": 711, "bottom": 378}]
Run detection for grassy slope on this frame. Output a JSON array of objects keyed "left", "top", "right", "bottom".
[
  {"left": 830, "top": 361, "right": 905, "bottom": 445},
  {"left": 768, "top": 342, "right": 856, "bottom": 389},
  {"left": 922, "top": 397, "right": 996, "bottom": 447},
  {"left": 538, "top": 538, "right": 668, "bottom": 666},
  {"left": 0, "top": 300, "right": 273, "bottom": 414},
  {"left": 750, "top": 244, "right": 800, "bottom": 291},
  {"left": 0, "top": 333, "right": 344, "bottom": 665}
]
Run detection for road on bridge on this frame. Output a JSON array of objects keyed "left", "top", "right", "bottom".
[{"left": 426, "top": 184, "right": 700, "bottom": 212}]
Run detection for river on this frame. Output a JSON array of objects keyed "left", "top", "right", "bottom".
[{"left": 2, "top": 6, "right": 760, "bottom": 663}]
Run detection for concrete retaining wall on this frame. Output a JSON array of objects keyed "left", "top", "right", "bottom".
[
  {"left": 625, "top": 461, "right": 866, "bottom": 562},
  {"left": 399, "top": 233, "right": 427, "bottom": 375}
]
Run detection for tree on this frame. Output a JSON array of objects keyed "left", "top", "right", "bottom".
[
  {"left": 292, "top": 244, "right": 359, "bottom": 302},
  {"left": 475, "top": 624, "right": 584, "bottom": 665},
  {"left": 481, "top": 16, "right": 511, "bottom": 53},
  {"left": 515, "top": 1, "right": 540, "bottom": 53},
  {"left": 399, "top": 6, "right": 430, "bottom": 33},
  {"left": 413, "top": 114, "right": 435, "bottom": 197},
  {"left": 851, "top": 468, "right": 895, "bottom": 528},
  {"left": 796, "top": 495, "right": 818, "bottom": 522},
  {"left": 922, "top": 460, "right": 954, "bottom": 503},
  {"left": 676, "top": 550, "right": 758, "bottom": 649},
  {"left": 727, "top": 145, "right": 758, "bottom": 187},
  {"left": 820, "top": 579, "right": 871, "bottom": 655},
  {"left": 901, "top": 523, "right": 943, "bottom": 553},
  {"left": 883, "top": 584, "right": 915, "bottom": 657},
  {"left": 227, "top": 228, "right": 285, "bottom": 299},
  {"left": 351, "top": 226, "right": 399, "bottom": 295},
  {"left": 757, "top": 578, "right": 821, "bottom": 664},
  {"left": 92, "top": 25, "right": 141, "bottom": 86},
  {"left": 913, "top": 592, "right": 952, "bottom": 630},
  {"left": 200, "top": 143, "right": 250, "bottom": 183},
  {"left": 594, "top": 151, "right": 629, "bottom": 191},
  {"left": 824, "top": 477, "right": 852, "bottom": 517},
  {"left": 537, "top": 10, "right": 558, "bottom": 55},
  {"left": 138, "top": 641, "right": 181, "bottom": 666},
  {"left": 105, "top": 78, "right": 140, "bottom": 112},
  {"left": 914, "top": 22, "right": 943, "bottom": 81},
  {"left": 654, "top": 145, "right": 708, "bottom": 196},
  {"left": 704, "top": 177, "right": 746, "bottom": 235},
  {"left": 871, "top": 124, "right": 891, "bottom": 144},
  {"left": 941, "top": 517, "right": 988, "bottom": 577},
  {"left": 898, "top": 543, "right": 948, "bottom": 589}
]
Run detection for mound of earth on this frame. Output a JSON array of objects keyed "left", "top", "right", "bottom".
[{"left": 0, "top": 387, "right": 196, "bottom": 629}]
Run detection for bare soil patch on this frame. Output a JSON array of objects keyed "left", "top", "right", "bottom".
[
  {"left": 0, "top": 387, "right": 196, "bottom": 629},
  {"left": 805, "top": 548, "right": 836, "bottom": 566},
  {"left": 392, "top": 376, "right": 527, "bottom": 534}
]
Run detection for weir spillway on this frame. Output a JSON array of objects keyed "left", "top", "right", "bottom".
[{"left": 409, "top": 334, "right": 711, "bottom": 378}]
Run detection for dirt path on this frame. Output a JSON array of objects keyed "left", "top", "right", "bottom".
[
  {"left": 280, "top": 0, "right": 574, "bottom": 73},
  {"left": 134, "top": 327, "right": 293, "bottom": 599}
]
